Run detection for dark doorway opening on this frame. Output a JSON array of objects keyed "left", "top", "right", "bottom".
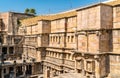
[
  {"left": 9, "top": 47, "right": 14, "bottom": 54},
  {"left": 2, "top": 47, "right": 7, "bottom": 55},
  {"left": 26, "top": 65, "right": 32, "bottom": 75}
]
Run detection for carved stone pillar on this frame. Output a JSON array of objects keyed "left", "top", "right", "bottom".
[
  {"left": 3, "top": 35, "right": 7, "bottom": 44},
  {"left": 1, "top": 68, "right": 4, "bottom": 78},
  {"left": 44, "top": 66, "right": 50, "bottom": 78},
  {"left": 74, "top": 60, "right": 77, "bottom": 73},
  {"left": 14, "top": 66, "right": 16, "bottom": 78},
  {"left": 82, "top": 54, "right": 85, "bottom": 76},
  {"left": 12, "top": 37, "right": 14, "bottom": 45},
  {"left": 7, "top": 47, "right": 9, "bottom": 55},
  {"left": 22, "top": 65, "right": 26, "bottom": 77},
  {"left": 13, "top": 46, "right": 15, "bottom": 54},
  {"left": 94, "top": 55, "right": 100, "bottom": 78},
  {"left": 31, "top": 63, "right": 35, "bottom": 75},
  {"left": 75, "top": 31, "right": 78, "bottom": 50},
  {"left": 50, "top": 68, "right": 54, "bottom": 78}
]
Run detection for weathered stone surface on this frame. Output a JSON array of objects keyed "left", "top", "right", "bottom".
[{"left": 2, "top": 2, "right": 120, "bottom": 78}]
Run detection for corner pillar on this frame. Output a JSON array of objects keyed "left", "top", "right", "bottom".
[{"left": 94, "top": 55, "right": 100, "bottom": 78}]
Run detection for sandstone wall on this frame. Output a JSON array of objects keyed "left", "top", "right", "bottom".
[
  {"left": 49, "top": 33, "right": 65, "bottom": 47},
  {"left": 113, "top": 6, "right": 120, "bottom": 52},
  {"left": 67, "top": 16, "right": 77, "bottom": 32},
  {"left": 38, "top": 20, "right": 51, "bottom": 34},
  {"left": 66, "top": 33, "right": 76, "bottom": 49},
  {"left": 101, "top": 5, "right": 113, "bottom": 29},
  {"left": 109, "top": 54, "right": 120, "bottom": 77},
  {"left": 77, "top": 4, "right": 112, "bottom": 53},
  {"left": 77, "top": 6, "right": 101, "bottom": 30},
  {"left": 0, "top": 13, "right": 9, "bottom": 32},
  {"left": 51, "top": 18, "right": 65, "bottom": 33}
]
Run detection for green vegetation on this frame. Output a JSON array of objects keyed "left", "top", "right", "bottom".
[
  {"left": 25, "top": 8, "right": 29, "bottom": 14},
  {"left": 24, "top": 8, "right": 36, "bottom": 15}
]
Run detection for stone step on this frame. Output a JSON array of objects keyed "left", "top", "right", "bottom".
[{"left": 52, "top": 73, "right": 86, "bottom": 78}]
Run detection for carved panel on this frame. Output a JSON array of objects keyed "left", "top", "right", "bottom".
[
  {"left": 86, "top": 60, "right": 95, "bottom": 73},
  {"left": 76, "top": 59, "right": 84, "bottom": 70}
]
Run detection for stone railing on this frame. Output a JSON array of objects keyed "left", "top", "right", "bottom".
[
  {"left": 46, "top": 56, "right": 63, "bottom": 64},
  {"left": 24, "top": 41, "right": 37, "bottom": 46},
  {"left": 64, "top": 59, "right": 75, "bottom": 67}
]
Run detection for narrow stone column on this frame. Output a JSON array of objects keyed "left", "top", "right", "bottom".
[
  {"left": 12, "top": 37, "right": 14, "bottom": 45},
  {"left": 74, "top": 60, "right": 77, "bottom": 73},
  {"left": 6, "top": 67, "right": 9, "bottom": 76},
  {"left": 1, "top": 68, "right": 4, "bottom": 78},
  {"left": 70, "top": 53, "right": 73, "bottom": 60},
  {"left": 22, "top": 65, "right": 26, "bottom": 77},
  {"left": 7, "top": 47, "right": 9, "bottom": 55},
  {"left": 44, "top": 66, "right": 50, "bottom": 78},
  {"left": 94, "top": 55, "right": 100, "bottom": 78},
  {"left": 82, "top": 59, "right": 86, "bottom": 76},
  {"left": 14, "top": 66, "right": 16, "bottom": 78},
  {"left": 82, "top": 54, "right": 85, "bottom": 76},
  {"left": 3, "top": 35, "right": 7, "bottom": 44},
  {"left": 50, "top": 68, "right": 54, "bottom": 78},
  {"left": 31, "top": 64, "right": 35, "bottom": 75},
  {"left": 13, "top": 46, "right": 15, "bottom": 54},
  {"left": 75, "top": 30, "right": 78, "bottom": 50},
  {"left": 44, "top": 69, "right": 48, "bottom": 78}
]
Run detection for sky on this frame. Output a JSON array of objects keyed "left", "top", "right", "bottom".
[{"left": 0, "top": 0, "right": 108, "bottom": 15}]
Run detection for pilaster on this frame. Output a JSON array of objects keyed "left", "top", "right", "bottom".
[
  {"left": 94, "top": 55, "right": 100, "bottom": 78},
  {"left": 7, "top": 46, "right": 9, "bottom": 55},
  {"left": 1, "top": 68, "right": 4, "bottom": 78},
  {"left": 14, "top": 66, "right": 16, "bottom": 78}
]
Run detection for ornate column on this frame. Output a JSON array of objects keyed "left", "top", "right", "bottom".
[
  {"left": 82, "top": 53, "right": 86, "bottom": 76},
  {"left": 1, "top": 68, "right": 4, "bottom": 78},
  {"left": 22, "top": 65, "right": 26, "bottom": 77},
  {"left": 12, "top": 37, "right": 14, "bottom": 45},
  {"left": 3, "top": 35, "right": 7, "bottom": 44},
  {"left": 14, "top": 46, "right": 15, "bottom": 54},
  {"left": 7, "top": 47, "right": 9, "bottom": 55},
  {"left": 94, "top": 55, "right": 100, "bottom": 78},
  {"left": 22, "top": 60, "right": 26, "bottom": 77},
  {"left": 13, "top": 60, "right": 17, "bottom": 78},
  {"left": 50, "top": 68, "right": 55, "bottom": 78},
  {"left": 75, "top": 27, "right": 78, "bottom": 50},
  {"left": 74, "top": 59, "right": 77, "bottom": 72},
  {"left": 13, "top": 66, "right": 16, "bottom": 78},
  {"left": 45, "top": 66, "right": 51, "bottom": 78},
  {"left": 31, "top": 63, "right": 35, "bottom": 75},
  {"left": 44, "top": 66, "right": 48, "bottom": 78}
]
